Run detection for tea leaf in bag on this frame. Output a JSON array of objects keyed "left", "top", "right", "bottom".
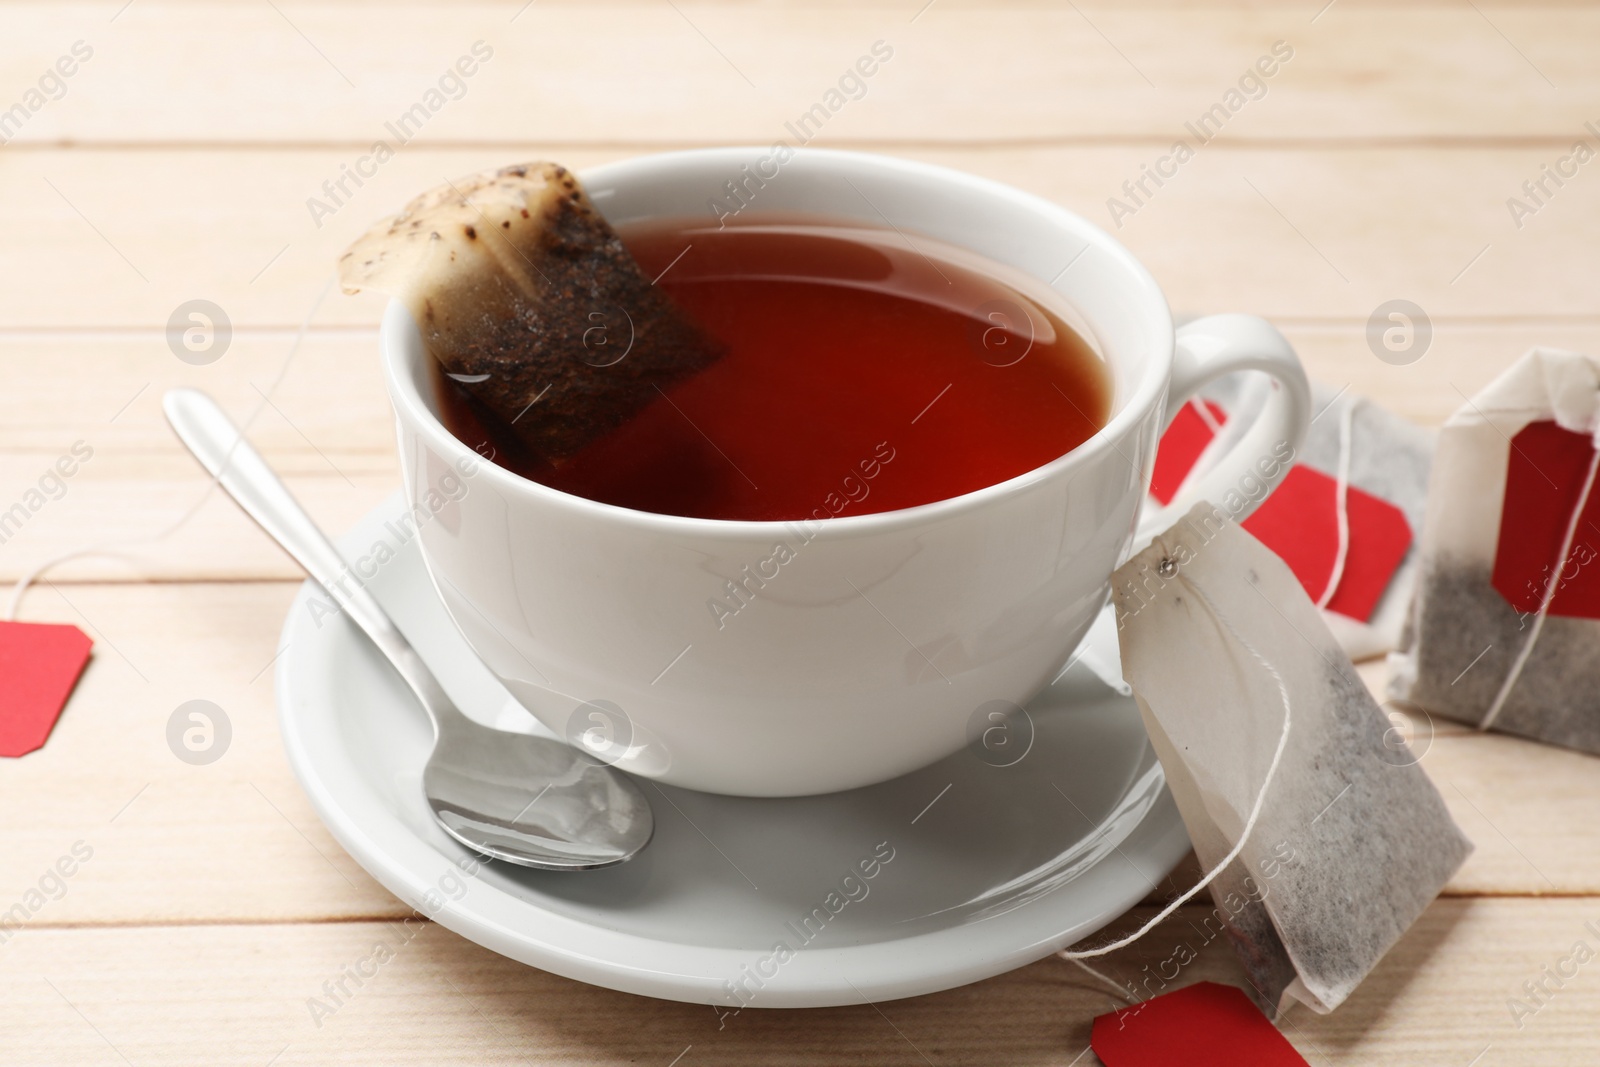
[
  {"left": 1113, "top": 502, "right": 1471, "bottom": 1015},
  {"left": 1392, "top": 348, "right": 1600, "bottom": 754},
  {"left": 340, "top": 162, "right": 725, "bottom": 459}
]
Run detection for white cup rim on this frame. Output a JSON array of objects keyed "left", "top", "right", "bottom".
[{"left": 382, "top": 147, "right": 1175, "bottom": 537}]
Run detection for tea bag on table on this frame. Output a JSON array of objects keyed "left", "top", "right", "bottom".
[
  {"left": 1113, "top": 503, "right": 1471, "bottom": 1015},
  {"left": 1392, "top": 348, "right": 1600, "bottom": 754},
  {"left": 1296, "top": 384, "right": 1432, "bottom": 660},
  {"left": 1152, "top": 379, "right": 1432, "bottom": 661},
  {"left": 340, "top": 162, "right": 725, "bottom": 460}
]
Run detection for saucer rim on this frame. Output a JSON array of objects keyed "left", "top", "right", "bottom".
[{"left": 274, "top": 494, "right": 1191, "bottom": 1007}]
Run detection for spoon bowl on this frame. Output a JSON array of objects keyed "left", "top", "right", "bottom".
[
  {"left": 425, "top": 727, "right": 652, "bottom": 869},
  {"left": 163, "top": 387, "right": 654, "bottom": 870}
]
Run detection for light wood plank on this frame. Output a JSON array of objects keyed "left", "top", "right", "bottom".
[
  {"left": 1, "top": 0, "right": 1594, "bottom": 1057},
  {"left": 0, "top": 581, "right": 408, "bottom": 925},
  {"left": 0, "top": 330, "right": 393, "bottom": 459},
  {"left": 0, "top": 580, "right": 1596, "bottom": 931},
  {"left": 0, "top": 452, "right": 397, "bottom": 584},
  {"left": 1414, "top": 729, "right": 1600, "bottom": 898},
  {"left": 0, "top": 327, "right": 400, "bottom": 584},
  {"left": 0, "top": 898, "right": 1592, "bottom": 1065},
  {"left": 3, "top": 3, "right": 1597, "bottom": 148},
  {"left": 1, "top": 145, "right": 1596, "bottom": 333}
]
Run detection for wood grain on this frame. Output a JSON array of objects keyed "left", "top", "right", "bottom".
[
  {"left": 1, "top": 899, "right": 1594, "bottom": 1065},
  {"left": 3, "top": 1, "right": 1599, "bottom": 1063},
  {"left": 2, "top": 145, "right": 1597, "bottom": 330},
  {"left": 3, "top": 3, "right": 1597, "bottom": 146}
]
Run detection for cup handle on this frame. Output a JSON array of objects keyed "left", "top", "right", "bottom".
[{"left": 1134, "top": 313, "right": 1311, "bottom": 545}]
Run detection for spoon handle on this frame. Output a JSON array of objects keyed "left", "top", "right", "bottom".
[{"left": 163, "top": 388, "right": 454, "bottom": 730}]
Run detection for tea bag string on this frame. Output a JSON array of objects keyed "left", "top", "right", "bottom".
[
  {"left": 1058, "top": 560, "right": 1293, "bottom": 995},
  {"left": 1190, "top": 394, "right": 1357, "bottom": 613},
  {"left": 4, "top": 276, "right": 335, "bottom": 622},
  {"left": 1314, "top": 399, "right": 1357, "bottom": 611},
  {"left": 1480, "top": 433, "right": 1600, "bottom": 732}
]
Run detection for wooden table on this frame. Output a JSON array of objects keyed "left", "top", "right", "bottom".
[{"left": 3, "top": 2, "right": 1598, "bottom": 1062}]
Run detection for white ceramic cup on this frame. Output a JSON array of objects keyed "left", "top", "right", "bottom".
[{"left": 381, "top": 147, "right": 1311, "bottom": 797}]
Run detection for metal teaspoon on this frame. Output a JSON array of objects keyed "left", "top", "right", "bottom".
[{"left": 163, "top": 388, "right": 653, "bottom": 870}]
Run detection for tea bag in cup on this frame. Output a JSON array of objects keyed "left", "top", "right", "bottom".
[
  {"left": 1391, "top": 348, "right": 1600, "bottom": 754},
  {"left": 1108, "top": 502, "right": 1471, "bottom": 1015},
  {"left": 1152, "top": 380, "right": 1431, "bottom": 661},
  {"left": 340, "top": 162, "right": 725, "bottom": 460}
]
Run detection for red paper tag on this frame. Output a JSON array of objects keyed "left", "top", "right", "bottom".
[
  {"left": 1492, "top": 420, "right": 1600, "bottom": 619},
  {"left": 1092, "top": 982, "right": 1308, "bottom": 1067},
  {"left": 1150, "top": 400, "right": 1227, "bottom": 505},
  {"left": 1241, "top": 465, "right": 1413, "bottom": 623},
  {"left": 0, "top": 620, "right": 93, "bottom": 757},
  {"left": 1151, "top": 398, "right": 1413, "bottom": 621}
]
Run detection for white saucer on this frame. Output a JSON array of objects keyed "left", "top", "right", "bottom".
[{"left": 276, "top": 493, "right": 1188, "bottom": 1008}]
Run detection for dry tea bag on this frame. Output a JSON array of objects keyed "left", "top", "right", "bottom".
[
  {"left": 1153, "top": 380, "right": 1430, "bottom": 660},
  {"left": 1295, "top": 384, "right": 1431, "bottom": 660},
  {"left": 340, "top": 162, "right": 724, "bottom": 459},
  {"left": 1392, "top": 348, "right": 1600, "bottom": 754},
  {"left": 1111, "top": 503, "right": 1471, "bottom": 1015}
]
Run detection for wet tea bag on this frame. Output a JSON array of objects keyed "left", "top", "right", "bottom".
[
  {"left": 1109, "top": 502, "right": 1471, "bottom": 1015},
  {"left": 1152, "top": 379, "right": 1430, "bottom": 660},
  {"left": 340, "top": 162, "right": 724, "bottom": 459},
  {"left": 1392, "top": 348, "right": 1600, "bottom": 754}
]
